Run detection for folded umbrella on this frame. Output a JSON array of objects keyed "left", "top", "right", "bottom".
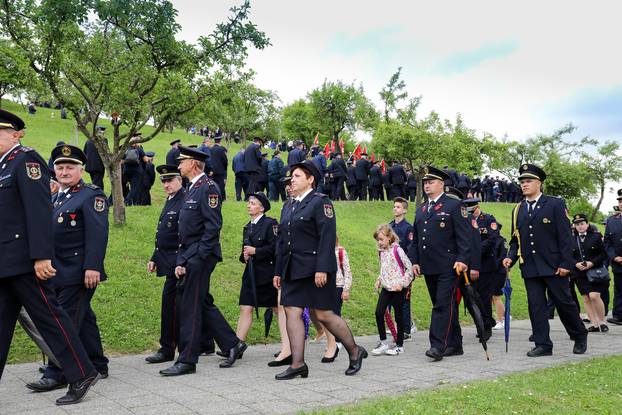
[
  {"left": 263, "top": 308, "right": 273, "bottom": 343},
  {"left": 502, "top": 276, "right": 513, "bottom": 353},
  {"left": 460, "top": 270, "right": 490, "bottom": 360}
]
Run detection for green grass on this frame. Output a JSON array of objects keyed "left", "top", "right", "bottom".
[
  {"left": 0, "top": 100, "right": 593, "bottom": 363},
  {"left": 310, "top": 354, "right": 622, "bottom": 414}
]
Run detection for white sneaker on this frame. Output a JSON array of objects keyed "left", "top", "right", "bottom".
[
  {"left": 411, "top": 323, "right": 417, "bottom": 334},
  {"left": 493, "top": 321, "right": 504, "bottom": 330},
  {"left": 371, "top": 341, "right": 389, "bottom": 355},
  {"left": 385, "top": 346, "right": 404, "bottom": 356}
]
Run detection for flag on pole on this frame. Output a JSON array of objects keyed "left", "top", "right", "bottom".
[
  {"left": 339, "top": 138, "right": 345, "bottom": 155},
  {"left": 330, "top": 139, "right": 336, "bottom": 154},
  {"left": 371, "top": 153, "right": 375, "bottom": 162},
  {"left": 353, "top": 144, "right": 362, "bottom": 160},
  {"left": 313, "top": 132, "right": 319, "bottom": 146},
  {"left": 324, "top": 143, "right": 330, "bottom": 158},
  {"left": 363, "top": 146, "right": 367, "bottom": 155},
  {"left": 381, "top": 159, "right": 386, "bottom": 173}
]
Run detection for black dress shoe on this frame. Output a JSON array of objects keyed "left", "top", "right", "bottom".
[
  {"left": 145, "top": 351, "right": 174, "bottom": 364},
  {"left": 587, "top": 326, "right": 600, "bottom": 333},
  {"left": 526, "top": 346, "right": 553, "bottom": 357},
  {"left": 528, "top": 334, "right": 534, "bottom": 342},
  {"left": 268, "top": 355, "right": 292, "bottom": 367},
  {"left": 26, "top": 377, "right": 67, "bottom": 392},
  {"left": 443, "top": 346, "right": 464, "bottom": 357},
  {"left": 201, "top": 348, "right": 215, "bottom": 356},
  {"left": 573, "top": 340, "right": 587, "bottom": 354},
  {"left": 345, "top": 346, "right": 368, "bottom": 376},
  {"left": 607, "top": 316, "right": 622, "bottom": 325},
  {"left": 216, "top": 350, "right": 228, "bottom": 358},
  {"left": 600, "top": 324, "right": 609, "bottom": 333},
  {"left": 425, "top": 348, "right": 443, "bottom": 361},
  {"left": 219, "top": 341, "right": 247, "bottom": 368},
  {"left": 55, "top": 372, "right": 100, "bottom": 406},
  {"left": 159, "top": 362, "right": 196, "bottom": 376},
  {"left": 321, "top": 347, "right": 339, "bottom": 363},
  {"left": 275, "top": 364, "right": 309, "bottom": 380}
]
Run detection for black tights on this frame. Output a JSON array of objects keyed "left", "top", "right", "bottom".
[
  {"left": 284, "top": 306, "right": 358, "bottom": 368},
  {"left": 375, "top": 289, "right": 405, "bottom": 347}
]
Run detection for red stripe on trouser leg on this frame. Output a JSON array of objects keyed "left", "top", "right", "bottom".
[
  {"left": 35, "top": 278, "right": 86, "bottom": 378},
  {"left": 443, "top": 286, "right": 456, "bottom": 350}
]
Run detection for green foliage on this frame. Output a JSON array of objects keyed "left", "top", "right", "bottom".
[
  {"left": 281, "top": 99, "right": 318, "bottom": 143},
  {"left": 379, "top": 67, "right": 408, "bottom": 123}
]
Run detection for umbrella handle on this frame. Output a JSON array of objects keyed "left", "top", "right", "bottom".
[{"left": 462, "top": 270, "right": 471, "bottom": 286}]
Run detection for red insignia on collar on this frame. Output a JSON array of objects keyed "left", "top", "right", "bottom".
[{"left": 434, "top": 204, "right": 442, "bottom": 211}]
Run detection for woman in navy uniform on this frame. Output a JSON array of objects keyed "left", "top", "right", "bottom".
[
  {"left": 0, "top": 109, "right": 99, "bottom": 405},
  {"left": 236, "top": 192, "right": 281, "bottom": 343},
  {"left": 28, "top": 144, "right": 109, "bottom": 392},
  {"left": 273, "top": 160, "right": 367, "bottom": 380},
  {"left": 503, "top": 164, "right": 588, "bottom": 357},
  {"left": 145, "top": 165, "right": 185, "bottom": 363}
]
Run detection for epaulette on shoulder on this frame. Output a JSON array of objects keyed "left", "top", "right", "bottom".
[
  {"left": 313, "top": 192, "right": 327, "bottom": 198},
  {"left": 19, "top": 146, "right": 34, "bottom": 152},
  {"left": 84, "top": 183, "right": 101, "bottom": 191}
]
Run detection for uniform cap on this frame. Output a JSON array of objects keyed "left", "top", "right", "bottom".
[
  {"left": 518, "top": 163, "right": 546, "bottom": 181},
  {"left": 444, "top": 186, "right": 464, "bottom": 200},
  {"left": 422, "top": 165, "right": 450, "bottom": 182},
  {"left": 572, "top": 213, "right": 588, "bottom": 223},
  {"left": 0, "top": 109, "right": 25, "bottom": 131},
  {"left": 177, "top": 145, "right": 208, "bottom": 162},
  {"left": 290, "top": 160, "right": 322, "bottom": 186},
  {"left": 51, "top": 144, "right": 87, "bottom": 165},
  {"left": 156, "top": 164, "right": 180, "bottom": 179},
  {"left": 169, "top": 139, "right": 181, "bottom": 146},
  {"left": 248, "top": 192, "right": 271, "bottom": 212}
]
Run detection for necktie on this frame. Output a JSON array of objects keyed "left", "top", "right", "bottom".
[
  {"left": 527, "top": 200, "right": 536, "bottom": 215},
  {"left": 428, "top": 200, "right": 436, "bottom": 210},
  {"left": 54, "top": 191, "right": 67, "bottom": 206}
]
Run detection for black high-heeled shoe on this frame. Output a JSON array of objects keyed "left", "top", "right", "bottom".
[
  {"left": 275, "top": 364, "right": 309, "bottom": 380},
  {"left": 321, "top": 347, "right": 339, "bottom": 363},
  {"left": 345, "top": 346, "right": 367, "bottom": 376},
  {"left": 268, "top": 355, "right": 292, "bottom": 367}
]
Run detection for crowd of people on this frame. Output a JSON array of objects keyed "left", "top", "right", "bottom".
[{"left": 2, "top": 108, "right": 622, "bottom": 407}]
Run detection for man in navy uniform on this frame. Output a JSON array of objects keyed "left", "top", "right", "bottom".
[
  {"left": 83, "top": 126, "right": 106, "bottom": 190},
  {"left": 287, "top": 140, "right": 306, "bottom": 167},
  {"left": 166, "top": 139, "right": 182, "bottom": 166},
  {"left": 346, "top": 160, "right": 358, "bottom": 200},
  {"left": 0, "top": 110, "right": 99, "bottom": 405},
  {"left": 209, "top": 133, "right": 228, "bottom": 201},
  {"left": 159, "top": 146, "right": 246, "bottom": 376},
  {"left": 328, "top": 152, "right": 347, "bottom": 201},
  {"left": 604, "top": 189, "right": 622, "bottom": 325},
  {"left": 28, "top": 144, "right": 109, "bottom": 392},
  {"left": 503, "top": 164, "right": 587, "bottom": 356},
  {"left": 122, "top": 136, "right": 146, "bottom": 205},
  {"left": 407, "top": 166, "right": 471, "bottom": 361},
  {"left": 244, "top": 136, "right": 264, "bottom": 195},
  {"left": 368, "top": 160, "right": 382, "bottom": 200},
  {"left": 389, "top": 160, "right": 407, "bottom": 199},
  {"left": 145, "top": 165, "right": 185, "bottom": 363},
  {"left": 232, "top": 148, "right": 247, "bottom": 201},
  {"left": 354, "top": 152, "right": 371, "bottom": 201}
]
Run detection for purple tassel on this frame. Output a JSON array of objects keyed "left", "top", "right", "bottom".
[{"left": 303, "top": 307, "right": 311, "bottom": 339}]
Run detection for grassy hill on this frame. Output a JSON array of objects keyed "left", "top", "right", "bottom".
[{"left": 3, "top": 100, "right": 537, "bottom": 363}]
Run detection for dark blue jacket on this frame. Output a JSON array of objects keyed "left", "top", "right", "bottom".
[
  {"left": 389, "top": 164, "right": 406, "bottom": 185},
  {"left": 330, "top": 158, "right": 347, "bottom": 178},
  {"left": 355, "top": 158, "right": 371, "bottom": 181},
  {"left": 209, "top": 144, "right": 228, "bottom": 177},
  {"left": 467, "top": 213, "right": 482, "bottom": 272},
  {"left": 287, "top": 148, "right": 306, "bottom": 167},
  {"left": 604, "top": 214, "right": 622, "bottom": 273},
  {"left": 177, "top": 174, "right": 223, "bottom": 265},
  {"left": 83, "top": 139, "right": 104, "bottom": 173},
  {"left": 475, "top": 212, "right": 502, "bottom": 273},
  {"left": 275, "top": 192, "right": 337, "bottom": 280},
  {"left": 312, "top": 154, "right": 327, "bottom": 176},
  {"left": 369, "top": 165, "right": 382, "bottom": 186},
  {"left": 232, "top": 150, "right": 246, "bottom": 174},
  {"left": 407, "top": 193, "right": 472, "bottom": 275},
  {"left": 166, "top": 147, "right": 181, "bottom": 166},
  {"left": 0, "top": 145, "right": 54, "bottom": 278},
  {"left": 240, "top": 215, "right": 278, "bottom": 286},
  {"left": 268, "top": 156, "right": 284, "bottom": 180},
  {"left": 197, "top": 144, "right": 213, "bottom": 175},
  {"left": 151, "top": 189, "right": 185, "bottom": 277},
  {"left": 52, "top": 180, "right": 108, "bottom": 286},
  {"left": 390, "top": 219, "right": 414, "bottom": 254},
  {"left": 346, "top": 166, "right": 357, "bottom": 186},
  {"left": 244, "top": 143, "right": 262, "bottom": 174},
  {"left": 507, "top": 195, "right": 574, "bottom": 278}
]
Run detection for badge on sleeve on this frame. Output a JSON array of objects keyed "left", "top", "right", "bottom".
[
  {"left": 272, "top": 224, "right": 279, "bottom": 236},
  {"left": 461, "top": 206, "right": 468, "bottom": 218},
  {"left": 94, "top": 197, "right": 106, "bottom": 212},
  {"left": 25, "top": 162, "right": 41, "bottom": 180},
  {"left": 490, "top": 222, "right": 498, "bottom": 230},
  {"left": 208, "top": 194, "right": 219, "bottom": 209},
  {"left": 324, "top": 204, "right": 334, "bottom": 218}
]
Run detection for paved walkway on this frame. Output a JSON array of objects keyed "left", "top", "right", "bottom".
[{"left": 2, "top": 319, "right": 622, "bottom": 415}]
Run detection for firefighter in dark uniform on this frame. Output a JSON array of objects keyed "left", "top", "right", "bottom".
[
  {"left": 368, "top": 160, "right": 383, "bottom": 200},
  {"left": 0, "top": 109, "right": 99, "bottom": 405},
  {"left": 273, "top": 160, "right": 367, "bottom": 379},
  {"left": 503, "top": 164, "right": 587, "bottom": 357},
  {"left": 166, "top": 139, "right": 182, "bottom": 166},
  {"left": 244, "top": 137, "right": 264, "bottom": 195},
  {"left": 159, "top": 146, "right": 246, "bottom": 376},
  {"left": 464, "top": 197, "right": 501, "bottom": 339},
  {"left": 407, "top": 166, "right": 471, "bottom": 361},
  {"left": 209, "top": 133, "right": 228, "bottom": 201},
  {"left": 346, "top": 160, "right": 358, "bottom": 200},
  {"left": 83, "top": 126, "right": 106, "bottom": 190},
  {"left": 144, "top": 165, "right": 185, "bottom": 363},
  {"left": 329, "top": 152, "right": 347, "bottom": 201},
  {"left": 28, "top": 144, "right": 109, "bottom": 392},
  {"left": 389, "top": 161, "right": 407, "bottom": 199},
  {"left": 354, "top": 153, "right": 371, "bottom": 201},
  {"left": 604, "top": 189, "right": 622, "bottom": 326}
]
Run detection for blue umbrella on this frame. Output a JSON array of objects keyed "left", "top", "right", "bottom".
[{"left": 502, "top": 277, "right": 513, "bottom": 353}]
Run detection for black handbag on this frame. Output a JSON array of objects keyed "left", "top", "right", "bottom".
[{"left": 576, "top": 237, "right": 610, "bottom": 282}]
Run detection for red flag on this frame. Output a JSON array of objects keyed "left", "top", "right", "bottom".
[
  {"left": 353, "top": 143, "right": 362, "bottom": 160},
  {"left": 330, "top": 139, "right": 336, "bottom": 153},
  {"left": 381, "top": 159, "right": 386, "bottom": 174},
  {"left": 313, "top": 132, "right": 319, "bottom": 146},
  {"left": 339, "top": 138, "right": 345, "bottom": 154},
  {"left": 371, "top": 153, "right": 375, "bottom": 162},
  {"left": 363, "top": 146, "right": 367, "bottom": 155},
  {"left": 324, "top": 143, "right": 330, "bottom": 158}
]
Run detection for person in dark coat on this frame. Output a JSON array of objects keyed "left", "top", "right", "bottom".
[
  {"left": 328, "top": 152, "right": 347, "bottom": 201},
  {"left": 83, "top": 127, "right": 106, "bottom": 190},
  {"left": 504, "top": 164, "right": 588, "bottom": 357},
  {"left": 244, "top": 137, "right": 264, "bottom": 195},
  {"left": 389, "top": 161, "right": 407, "bottom": 199},
  {"left": 571, "top": 214, "right": 609, "bottom": 332},
  {"left": 406, "top": 170, "right": 417, "bottom": 202},
  {"left": 138, "top": 151, "right": 156, "bottom": 205},
  {"left": 122, "top": 137, "right": 146, "bottom": 205},
  {"left": 354, "top": 153, "right": 371, "bottom": 201},
  {"left": 159, "top": 146, "right": 246, "bottom": 376},
  {"left": 27, "top": 144, "right": 110, "bottom": 392},
  {"left": 407, "top": 166, "right": 472, "bottom": 361},
  {"left": 273, "top": 160, "right": 367, "bottom": 379},
  {"left": 166, "top": 139, "right": 182, "bottom": 166},
  {"left": 232, "top": 148, "right": 247, "bottom": 201},
  {"left": 346, "top": 161, "right": 358, "bottom": 200},
  {"left": 381, "top": 168, "right": 392, "bottom": 201},
  {"left": 287, "top": 141, "right": 306, "bottom": 167},
  {"left": 258, "top": 153, "right": 269, "bottom": 194},
  {"left": 235, "top": 192, "right": 281, "bottom": 344},
  {"left": 209, "top": 134, "right": 228, "bottom": 201},
  {"left": 456, "top": 173, "right": 470, "bottom": 198},
  {"left": 0, "top": 110, "right": 99, "bottom": 405},
  {"left": 145, "top": 165, "right": 185, "bottom": 364},
  {"left": 268, "top": 151, "right": 285, "bottom": 201},
  {"left": 604, "top": 190, "right": 622, "bottom": 325},
  {"left": 368, "top": 161, "right": 383, "bottom": 200},
  {"left": 312, "top": 151, "right": 327, "bottom": 195}
]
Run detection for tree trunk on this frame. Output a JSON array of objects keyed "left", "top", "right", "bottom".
[
  {"left": 415, "top": 171, "right": 424, "bottom": 208},
  {"left": 592, "top": 181, "right": 605, "bottom": 221},
  {"left": 107, "top": 160, "right": 126, "bottom": 225}
]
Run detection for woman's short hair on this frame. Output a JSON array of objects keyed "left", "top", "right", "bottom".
[
  {"left": 373, "top": 223, "right": 400, "bottom": 245},
  {"left": 292, "top": 165, "right": 316, "bottom": 187}
]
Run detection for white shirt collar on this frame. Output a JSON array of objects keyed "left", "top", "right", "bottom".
[
  {"left": 251, "top": 214, "right": 264, "bottom": 225},
  {"left": 295, "top": 188, "right": 313, "bottom": 202},
  {"left": 0, "top": 143, "right": 20, "bottom": 165},
  {"left": 526, "top": 192, "right": 543, "bottom": 204},
  {"left": 190, "top": 172, "right": 206, "bottom": 188},
  {"left": 429, "top": 192, "right": 444, "bottom": 205}
]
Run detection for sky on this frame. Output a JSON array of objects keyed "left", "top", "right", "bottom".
[{"left": 172, "top": 0, "right": 622, "bottom": 209}]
